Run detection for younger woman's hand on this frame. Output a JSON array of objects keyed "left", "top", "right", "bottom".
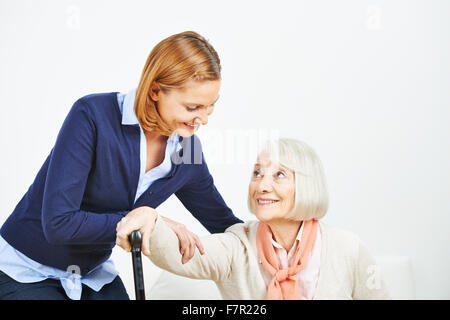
[{"left": 115, "top": 206, "right": 157, "bottom": 256}]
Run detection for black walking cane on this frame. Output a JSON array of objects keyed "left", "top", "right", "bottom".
[{"left": 129, "top": 230, "right": 145, "bottom": 300}]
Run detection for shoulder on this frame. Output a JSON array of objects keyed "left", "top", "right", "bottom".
[
  {"left": 319, "top": 221, "right": 363, "bottom": 257},
  {"left": 77, "top": 92, "right": 119, "bottom": 105},
  {"left": 225, "top": 220, "right": 259, "bottom": 243},
  {"left": 320, "top": 221, "right": 361, "bottom": 242},
  {"left": 61, "top": 92, "right": 121, "bottom": 131},
  {"left": 73, "top": 92, "right": 119, "bottom": 117},
  {"left": 220, "top": 221, "right": 260, "bottom": 266}
]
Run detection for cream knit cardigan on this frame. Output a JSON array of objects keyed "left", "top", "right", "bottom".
[{"left": 148, "top": 216, "right": 390, "bottom": 300}]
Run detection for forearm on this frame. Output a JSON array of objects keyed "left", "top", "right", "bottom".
[
  {"left": 148, "top": 215, "right": 234, "bottom": 282},
  {"left": 42, "top": 208, "right": 128, "bottom": 245}
]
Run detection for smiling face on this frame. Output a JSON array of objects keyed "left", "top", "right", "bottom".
[
  {"left": 248, "top": 151, "right": 296, "bottom": 223},
  {"left": 150, "top": 79, "right": 220, "bottom": 137}
]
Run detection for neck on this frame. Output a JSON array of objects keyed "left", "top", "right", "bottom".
[
  {"left": 145, "top": 130, "right": 168, "bottom": 142},
  {"left": 267, "top": 219, "right": 303, "bottom": 252}
]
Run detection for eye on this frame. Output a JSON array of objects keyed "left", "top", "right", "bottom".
[
  {"left": 185, "top": 106, "right": 198, "bottom": 112},
  {"left": 253, "top": 170, "right": 262, "bottom": 178},
  {"left": 276, "top": 171, "right": 286, "bottom": 179}
]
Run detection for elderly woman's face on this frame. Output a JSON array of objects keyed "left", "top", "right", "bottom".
[{"left": 248, "top": 151, "right": 296, "bottom": 222}]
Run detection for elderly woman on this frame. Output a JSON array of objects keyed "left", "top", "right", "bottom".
[{"left": 116, "top": 138, "right": 390, "bottom": 299}]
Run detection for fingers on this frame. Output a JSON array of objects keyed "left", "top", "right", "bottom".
[
  {"left": 115, "top": 207, "right": 158, "bottom": 253},
  {"left": 182, "top": 237, "right": 195, "bottom": 264},
  {"left": 161, "top": 217, "right": 204, "bottom": 264},
  {"left": 180, "top": 230, "right": 202, "bottom": 264},
  {"left": 173, "top": 224, "right": 192, "bottom": 264},
  {"left": 193, "top": 233, "right": 205, "bottom": 255},
  {"left": 177, "top": 228, "right": 189, "bottom": 264},
  {"left": 115, "top": 218, "right": 132, "bottom": 252},
  {"left": 141, "top": 229, "right": 151, "bottom": 257}
]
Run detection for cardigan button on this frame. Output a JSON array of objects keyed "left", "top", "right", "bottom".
[{"left": 149, "top": 191, "right": 153, "bottom": 195}]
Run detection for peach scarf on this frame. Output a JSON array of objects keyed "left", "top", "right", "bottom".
[{"left": 256, "top": 219, "right": 318, "bottom": 300}]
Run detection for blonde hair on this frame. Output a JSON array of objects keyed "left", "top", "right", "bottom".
[
  {"left": 134, "top": 31, "right": 221, "bottom": 136},
  {"left": 248, "top": 138, "right": 329, "bottom": 221}
]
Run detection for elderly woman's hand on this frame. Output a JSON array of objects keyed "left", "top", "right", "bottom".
[{"left": 116, "top": 206, "right": 157, "bottom": 256}]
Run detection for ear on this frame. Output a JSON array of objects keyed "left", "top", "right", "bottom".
[{"left": 149, "top": 81, "right": 162, "bottom": 101}]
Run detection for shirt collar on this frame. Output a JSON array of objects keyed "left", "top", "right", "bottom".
[
  {"left": 121, "top": 88, "right": 139, "bottom": 126},
  {"left": 168, "top": 132, "right": 182, "bottom": 149},
  {"left": 120, "top": 88, "right": 181, "bottom": 148}
]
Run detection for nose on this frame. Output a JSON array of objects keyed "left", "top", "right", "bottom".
[
  {"left": 257, "top": 175, "right": 273, "bottom": 193},
  {"left": 196, "top": 107, "right": 210, "bottom": 126}
]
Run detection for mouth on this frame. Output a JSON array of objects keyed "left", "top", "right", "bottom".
[
  {"left": 256, "top": 198, "right": 280, "bottom": 206},
  {"left": 183, "top": 122, "right": 200, "bottom": 131}
]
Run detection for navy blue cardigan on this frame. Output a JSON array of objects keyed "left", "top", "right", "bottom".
[{"left": 0, "top": 92, "right": 242, "bottom": 275}]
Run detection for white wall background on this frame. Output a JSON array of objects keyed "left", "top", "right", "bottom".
[{"left": 0, "top": 0, "right": 449, "bottom": 299}]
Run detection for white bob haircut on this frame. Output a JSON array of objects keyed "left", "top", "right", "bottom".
[{"left": 248, "top": 138, "right": 329, "bottom": 221}]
